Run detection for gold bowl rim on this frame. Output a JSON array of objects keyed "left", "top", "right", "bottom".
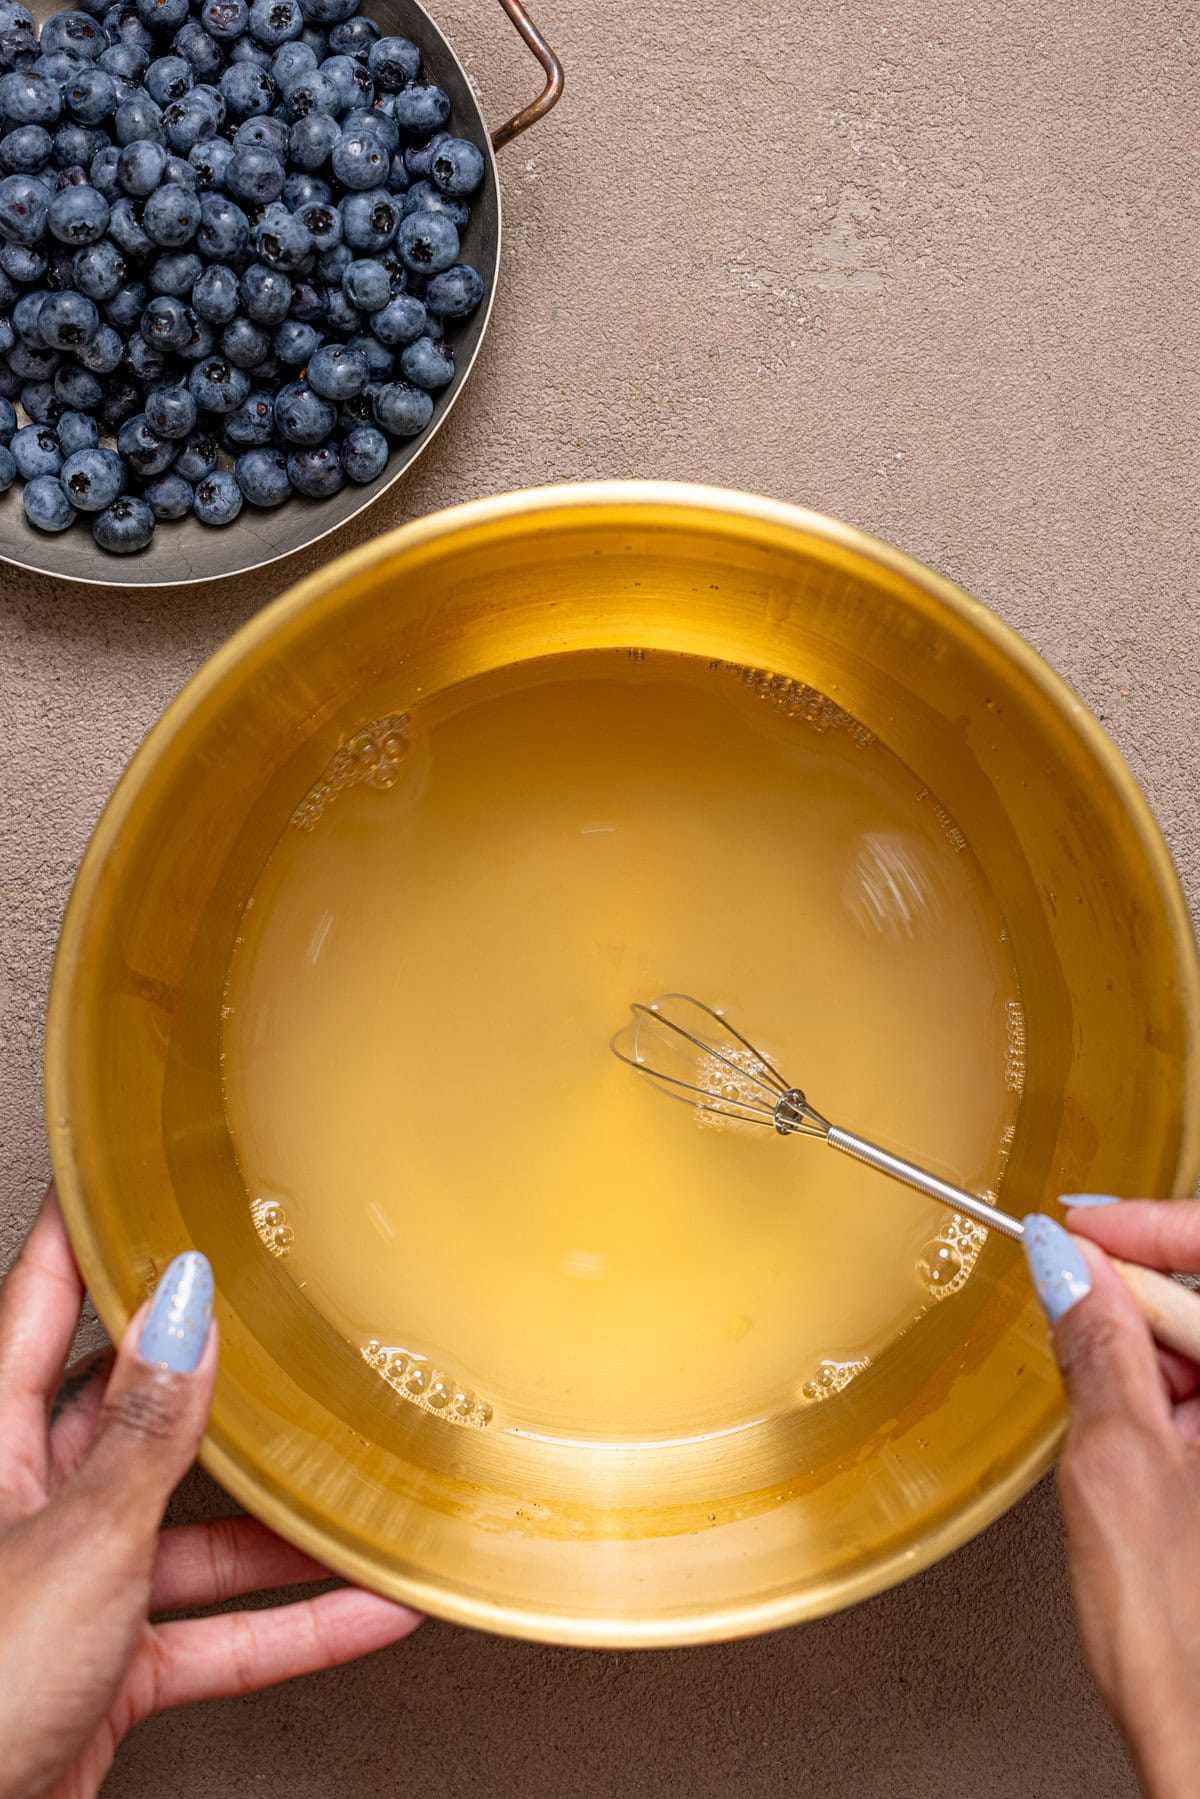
[{"left": 45, "top": 480, "right": 1200, "bottom": 1645}]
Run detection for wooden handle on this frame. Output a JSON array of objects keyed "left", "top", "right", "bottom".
[{"left": 1113, "top": 1258, "right": 1200, "bottom": 1363}]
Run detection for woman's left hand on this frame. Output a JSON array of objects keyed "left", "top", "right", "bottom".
[{"left": 0, "top": 1187, "right": 421, "bottom": 1799}]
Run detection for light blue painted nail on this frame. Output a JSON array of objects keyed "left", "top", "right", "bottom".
[
  {"left": 1023, "top": 1214, "right": 1092, "bottom": 1325},
  {"left": 140, "top": 1251, "right": 213, "bottom": 1373},
  {"left": 1061, "top": 1193, "right": 1119, "bottom": 1209}
]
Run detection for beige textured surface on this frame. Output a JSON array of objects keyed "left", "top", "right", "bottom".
[{"left": 2, "top": 0, "right": 1198, "bottom": 1791}]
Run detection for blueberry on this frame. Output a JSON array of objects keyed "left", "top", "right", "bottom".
[
  {"left": 114, "top": 93, "right": 164, "bottom": 145},
  {"left": 24, "top": 472, "right": 75, "bottom": 530},
  {"left": 107, "top": 195, "right": 152, "bottom": 258},
  {"left": 89, "top": 142, "right": 121, "bottom": 194},
  {"left": 272, "top": 376, "right": 332, "bottom": 442},
  {"left": 161, "top": 90, "right": 216, "bottom": 151},
  {"left": 54, "top": 122, "right": 110, "bottom": 168},
  {"left": 172, "top": 424, "right": 216, "bottom": 478},
  {"left": 391, "top": 82, "right": 449, "bottom": 135},
  {"left": 199, "top": 0, "right": 247, "bottom": 36},
  {"left": 220, "top": 313, "right": 269, "bottom": 365},
  {"left": 294, "top": 0, "right": 355, "bottom": 25},
  {"left": 341, "top": 103, "right": 395, "bottom": 156},
  {"left": 372, "top": 379, "right": 430, "bottom": 436},
  {"left": 144, "top": 379, "right": 196, "bottom": 436},
  {"left": 340, "top": 256, "right": 389, "bottom": 311},
  {"left": 316, "top": 239, "right": 350, "bottom": 282},
  {"left": 0, "top": 242, "right": 48, "bottom": 282},
  {"left": 227, "top": 32, "right": 270, "bottom": 64},
  {"left": 340, "top": 420, "right": 386, "bottom": 482},
  {"left": 402, "top": 182, "right": 468, "bottom": 237},
  {"left": 320, "top": 52, "right": 370, "bottom": 110},
  {"left": 188, "top": 134, "right": 232, "bottom": 186},
  {"left": 61, "top": 442, "right": 123, "bottom": 508},
  {"left": 0, "top": 125, "right": 53, "bottom": 174},
  {"left": 234, "top": 441, "right": 289, "bottom": 504},
  {"left": 192, "top": 259, "right": 237, "bottom": 320},
  {"left": 346, "top": 328, "right": 391, "bottom": 380},
  {"left": 143, "top": 469, "right": 192, "bottom": 517},
  {"left": 400, "top": 332, "right": 453, "bottom": 390},
  {"left": 192, "top": 464, "right": 241, "bottom": 522},
  {"left": 271, "top": 38, "right": 314, "bottom": 82},
  {"left": 340, "top": 189, "right": 397, "bottom": 252},
  {"left": 55, "top": 406, "right": 98, "bottom": 452},
  {"left": 124, "top": 331, "right": 167, "bottom": 381},
  {"left": 188, "top": 353, "right": 249, "bottom": 411},
  {"left": 40, "top": 12, "right": 105, "bottom": 59},
  {"left": 0, "top": 71, "right": 63, "bottom": 125},
  {"left": 282, "top": 66, "right": 337, "bottom": 117},
  {"left": 99, "top": 375, "right": 139, "bottom": 427},
  {"left": 176, "top": 313, "right": 214, "bottom": 360},
  {"left": 425, "top": 262, "right": 483, "bottom": 319},
  {"left": 0, "top": 395, "right": 16, "bottom": 442},
  {"left": 9, "top": 342, "right": 61, "bottom": 381},
  {"left": 71, "top": 233, "right": 123, "bottom": 297},
  {"left": 429, "top": 135, "right": 483, "bottom": 198},
  {"left": 283, "top": 165, "right": 326, "bottom": 203},
  {"left": 272, "top": 314, "right": 318, "bottom": 362},
  {"left": 239, "top": 258, "right": 291, "bottom": 320},
  {"left": 196, "top": 189, "right": 249, "bottom": 257},
  {"left": 116, "top": 135, "right": 165, "bottom": 195},
  {"left": 306, "top": 339, "right": 365, "bottom": 399},
  {"left": 75, "top": 319, "right": 120, "bottom": 368},
  {"left": 220, "top": 60, "right": 275, "bottom": 116},
  {"left": 142, "top": 181, "right": 200, "bottom": 245},
  {"left": 38, "top": 288, "right": 100, "bottom": 348},
  {"left": 226, "top": 141, "right": 284, "bottom": 202},
  {"left": 249, "top": 0, "right": 302, "bottom": 46},
  {"left": 98, "top": 43, "right": 146, "bottom": 82},
  {"left": 330, "top": 118, "right": 387, "bottom": 190},
  {"left": 141, "top": 292, "right": 192, "bottom": 347},
  {"left": 116, "top": 410, "right": 175, "bottom": 473},
  {"left": 0, "top": 444, "right": 15, "bottom": 490},
  {"left": 148, "top": 247, "right": 201, "bottom": 294},
  {"left": 402, "top": 131, "right": 449, "bottom": 182},
  {"left": 369, "top": 291, "right": 424, "bottom": 345},
  {"left": 0, "top": 367, "right": 21, "bottom": 400},
  {"left": 323, "top": 286, "right": 357, "bottom": 332},
  {"left": 249, "top": 199, "right": 309, "bottom": 268},
  {"left": 217, "top": 385, "right": 270, "bottom": 444},
  {"left": 162, "top": 151, "right": 199, "bottom": 186},
  {"left": 367, "top": 35, "right": 419, "bottom": 92},
  {"left": 287, "top": 108, "right": 337, "bottom": 169},
  {"left": 12, "top": 293, "right": 47, "bottom": 346},
  {"left": 328, "top": 15, "right": 376, "bottom": 59},
  {"left": 172, "top": 19, "right": 222, "bottom": 77},
  {"left": 288, "top": 275, "right": 322, "bottom": 318},
  {"left": 286, "top": 438, "right": 340, "bottom": 495},
  {"left": 396, "top": 207, "right": 457, "bottom": 274},
  {"left": 53, "top": 359, "right": 103, "bottom": 406},
  {"left": 143, "top": 52, "right": 192, "bottom": 104},
  {"left": 102, "top": 276, "right": 146, "bottom": 328},
  {"left": 93, "top": 492, "right": 154, "bottom": 549},
  {"left": 21, "top": 379, "right": 62, "bottom": 422},
  {"left": 385, "top": 151, "right": 409, "bottom": 195},
  {"left": 233, "top": 111, "right": 286, "bottom": 153},
  {"left": 136, "top": 0, "right": 187, "bottom": 24},
  {"left": 0, "top": 172, "right": 50, "bottom": 243}
]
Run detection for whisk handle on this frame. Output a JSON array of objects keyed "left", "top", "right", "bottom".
[
  {"left": 1109, "top": 1259, "right": 1200, "bottom": 1364},
  {"left": 825, "top": 1127, "right": 1024, "bottom": 1243}
]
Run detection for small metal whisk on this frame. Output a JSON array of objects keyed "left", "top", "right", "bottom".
[
  {"left": 611, "top": 994, "right": 1200, "bottom": 1364},
  {"left": 611, "top": 993, "right": 1023, "bottom": 1242}
]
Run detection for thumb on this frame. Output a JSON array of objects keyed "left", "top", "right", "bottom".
[
  {"left": 1024, "top": 1214, "right": 1170, "bottom": 1436},
  {"left": 74, "top": 1251, "right": 217, "bottom": 1531}
]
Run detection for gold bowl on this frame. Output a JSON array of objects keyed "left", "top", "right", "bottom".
[{"left": 46, "top": 482, "right": 1200, "bottom": 1646}]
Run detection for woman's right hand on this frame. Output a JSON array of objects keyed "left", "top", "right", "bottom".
[{"left": 1026, "top": 1199, "right": 1200, "bottom": 1799}]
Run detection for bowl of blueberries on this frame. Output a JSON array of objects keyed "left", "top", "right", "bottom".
[{"left": 0, "top": 0, "right": 561, "bottom": 582}]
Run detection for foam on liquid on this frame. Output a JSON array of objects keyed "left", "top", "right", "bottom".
[{"left": 222, "top": 651, "right": 1022, "bottom": 1447}]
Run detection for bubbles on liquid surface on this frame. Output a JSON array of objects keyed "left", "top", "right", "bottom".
[
  {"left": 361, "top": 1340, "right": 493, "bottom": 1429},
  {"left": 916, "top": 1213, "right": 988, "bottom": 1301},
  {"left": 714, "top": 662, "right": 876, "bottom": 748},
  {"left": 251, "top": 1194, "right": 295, "bottom": 1258},
  {"left": 290, "top": 713, "right": 411, "bottom": 833},
  {"left": 801, "top": 1356, "right": 871, "bottom": 1403},
  {"left": 1005, "top": 1001, "right": 1027, "bottom": 1094}
]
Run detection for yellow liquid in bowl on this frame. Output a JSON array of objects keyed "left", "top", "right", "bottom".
[{"left": 221, "top": 650, "right": 1021, "bottom": 1448}]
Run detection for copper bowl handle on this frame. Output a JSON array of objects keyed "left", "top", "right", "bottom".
[{"left": 490, "top": 0, "right": 564, "bottom": 150}]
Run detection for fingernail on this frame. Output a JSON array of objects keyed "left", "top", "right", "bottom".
[
  {"left": 1062, "top": 1193, "right": 1119, "bottom": 1209},
  {"left": 140, "top": 1251, "right": 213, "bottom": 1373},
  {"left": 1023, "top": 1214, "right": 1092, "bottom": 1324}
]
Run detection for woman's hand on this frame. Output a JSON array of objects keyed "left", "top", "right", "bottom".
[
  {"left": 0, "top": 1187, "right": 421, "bottom": 1799},
  {"left": 1025, "top": 1199, "right": 1200, "bottom": 1799}
]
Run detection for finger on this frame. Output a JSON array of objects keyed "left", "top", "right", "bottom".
[
  {"left": 0, "top": 1186, "right": 85, "bottom": 1439},
  {"left": 150, "top": 1587, "right": 422, "bottom": 1709},
  {"left": 1040, "top": 1230, "right": 1173, "bottom": 1437},
  {"left": 49, "top": 1347, "right": 115, "bottom": 1487},
  {"left": 1156, "top": 1344, "right": 1200, "bottom": 1405},
  {"left": 73, "top": 1252, "right": 216, "bottom": 1538},
  {"left": 1066, "top": 1199, "right": 1200, "bottom": 1275},
  {"left": 151, "top": 1515, "right": 330, "bottom": 1612}
]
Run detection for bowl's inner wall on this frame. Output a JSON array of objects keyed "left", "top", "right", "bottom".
[{"left": 53, "top": 496, "right": 1195, "bottom": 1636}]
